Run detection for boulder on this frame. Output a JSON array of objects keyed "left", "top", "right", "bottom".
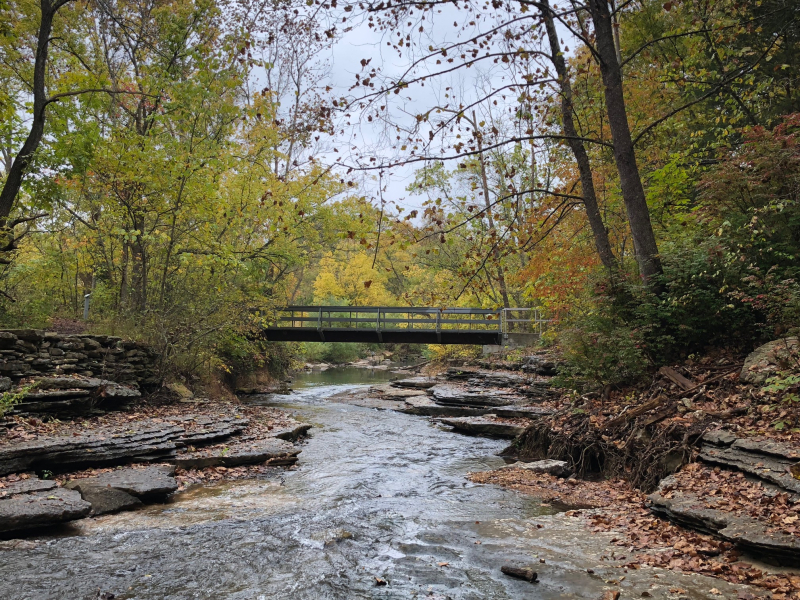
[
  {"left": 516, "top": 459, "right": 572, "bottom": 478},
  {"left": 166, "top": 382, "right": 194, "bottom": 400},
  {"left": 0, "top": 486, "right": 91, "bottom": 533},
  {"left": 740, "top": 337, "right": 799, "bottom": 385}
]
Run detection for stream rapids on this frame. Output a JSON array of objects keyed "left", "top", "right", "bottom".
[{"left": 0, "top": 368, "right": 731, "bottom": 599}]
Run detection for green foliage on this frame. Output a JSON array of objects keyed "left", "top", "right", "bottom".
[
  {"left": 301, "top": 342, "right": 366, "bottom": 365},
  {"left": 423, "top": 344, "right": 483, "bottom": 363},
  {"left": 765, "top": 372, "right": 800, "bottom": 406},
  {"left": 555, "top": 311, "right": 648, "bottom": 390},
  {"left": 0, "top": 384, "right": 33, "bottom": 418}
]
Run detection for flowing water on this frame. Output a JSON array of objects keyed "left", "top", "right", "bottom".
[{"left": 0, "top": 369, "right": 740, "bottom": 599}]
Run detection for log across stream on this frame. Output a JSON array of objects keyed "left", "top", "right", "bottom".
[{"left": 0, "top": 368, "right": 758, "bottom": 599}]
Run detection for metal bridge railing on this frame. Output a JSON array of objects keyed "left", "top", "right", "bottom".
[
  {"left": 269, "top": 306, "right": 551, "bottom": 335},
  {"left": 274, "top": 306, "right": 501, "bottom": 333}
]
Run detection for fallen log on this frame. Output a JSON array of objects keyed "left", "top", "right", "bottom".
[
  {"left": 500, "top": 565, "right": 538, "bottom": 583},
  {"left": 659, "top": 366, "right": 695, "bottom": 390}
]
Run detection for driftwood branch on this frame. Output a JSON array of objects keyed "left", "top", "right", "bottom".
[
  {"left": 501, "top": 565, "right": 538, "bottom": 583},
  {"left": 603, "top": 369, "right": 740, "bottom": 430}
]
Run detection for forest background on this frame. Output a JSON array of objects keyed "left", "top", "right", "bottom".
[{"left": 0, "top": 0, "right": 798, "bottom": 394}]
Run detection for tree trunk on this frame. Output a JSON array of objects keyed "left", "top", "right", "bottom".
[
  {"left": 588, "top": 0, "right": 664, "bottom": 286},
  {"left": 541, "top": 1, "right": 618, "bottom": 275},
  {"left": 131, "top": 214, "right": 147, "bottom": 312},
  {"left": 0, "top": 0, "right": 73, "bottom": 222}
]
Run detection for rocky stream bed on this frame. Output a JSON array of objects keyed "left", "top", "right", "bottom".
[{"left": 0, "top": 350, "right": 798, "bottom": 598}]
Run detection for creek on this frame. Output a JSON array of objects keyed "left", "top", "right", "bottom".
[{"left": 0, "top": 368, "right": 725, "bottom": 599}]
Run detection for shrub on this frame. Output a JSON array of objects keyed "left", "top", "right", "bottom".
[{"left": 555, "top": 310, "right": 648, "bottom": 390}]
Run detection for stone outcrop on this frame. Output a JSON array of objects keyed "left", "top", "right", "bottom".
[
  {"left": 0, "top": 478, "right": 91, "bottom": 533},
  {"left": 0, "top": 329, "right": 159, "bottom": 390},
  {"left": 272, "top": 423, "right": 312, "bottom": 442},
  {"left": 521, "top": 355, "right": 559, "bottom": 376},
  {"left": 428, "top": 383, "right": 524, "bottom": 408},
  {"left": 64, "top": 465, "right": 178, "bottom": 515},
  {"left": 699, "top": 431, "right": 800, "bottom": 495},
  {"left": 0, "top": 415, "right": 251, "bottom": 476},
  {"left": 14, "top": 376, "right": 141, "bottom": 416},
  {"left": 740, "top": 337, "right": 799, "bottom": 385},
  {"left": 66, "top": 483, "right": 142, "bottom": 516},
  {"left": 444, "top": 368, "right": 526, "bottom": 388},
  {"left": 649, "top": 477, "right": 800, "bottom": 566},
  {"left": 369, "top": 384, "right": 428, "bottom": 399},
  {"left": 0, "top": 421, "right": 183, "bottom": 475}
]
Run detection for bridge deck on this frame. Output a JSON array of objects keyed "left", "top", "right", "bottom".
[{"left": 259, "top": 306, "right": 547, "bottom": 345}]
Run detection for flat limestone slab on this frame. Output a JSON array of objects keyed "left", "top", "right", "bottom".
[
  {"left": 0, "top": 421, "right": 183, "bottom": 475},
  {"left": 438, "top": 416, "right": 527, "bottom": 438},
  {"left": 174, "top": 439, "right": 300, "bottom": 470},
  {"left": 0, "top": 487, "right": 91, "bottom": 533},
  {"left": 369, "top": 384, "right": 427, "bottom": 399},
  {"left": 401, "top": 396, "right": 491, "bottom": 418},
  {"left": 66, "top": 483, "right": 142, "bottom": 516},
  {"left": 391, "top": 377, "right": 437, "bottom": 389},
  {"left": 66, "top": 465, "right": 178, "bottom": 500},
  {"left": 429, "top": 384, "right": 524, "bottom": 408}
]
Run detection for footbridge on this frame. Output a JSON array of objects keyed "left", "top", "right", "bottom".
[{"left": 259, "top": 306, "right": 548, "bottom": 345}]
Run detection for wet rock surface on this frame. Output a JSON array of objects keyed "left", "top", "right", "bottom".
[
  {"left": 272, "top": 423, "right": 312, "bottom": 442},
  {"left": 65, "top": 482, "right": 142, "bottom": 516}
]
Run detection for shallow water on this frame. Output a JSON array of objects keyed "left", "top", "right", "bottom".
[{"left": 0, "top": 369, "right": 742, "bottom": 599}]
